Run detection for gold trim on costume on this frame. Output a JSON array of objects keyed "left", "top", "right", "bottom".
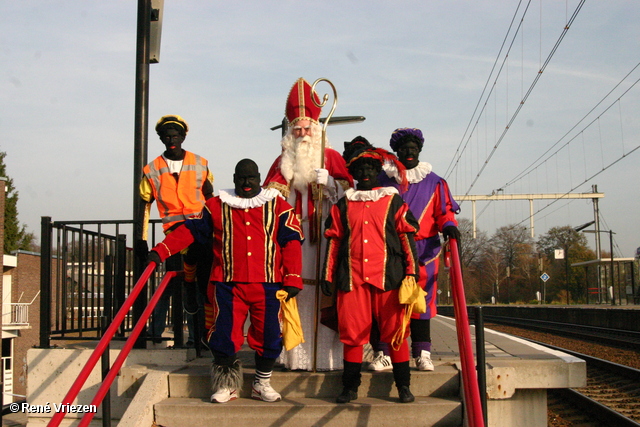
[
  {"left": 264, "top": 199, "right": 276, "bottom": 282},
  {"left": 337, "top": 179, "right": 351, "bottom": 192},
  {"left": 265, "top": 181, "right": 290, "bottom": 198},
  {"left": 159, "top": 242, "right": 171, "bottom": 258},
  {"left": 222, "top": 203, "right": 234, "bottom": 282},
  {"left": 311, "top": 183, "right": 322, "bottom": 201}
]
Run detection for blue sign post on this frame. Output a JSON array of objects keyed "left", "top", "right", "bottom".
[{"left": 540, "top": 273, "right": 550, "bottom": 303}]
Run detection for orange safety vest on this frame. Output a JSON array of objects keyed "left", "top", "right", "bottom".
[{"left": 143, "top": 151, "right": 209, "bottom": 231}]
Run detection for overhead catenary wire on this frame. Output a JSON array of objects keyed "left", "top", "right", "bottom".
[
  {"left": 599, "top": 214, "right": 623, "bottom": 258},
  {"left": 510, "top": 143, "right": 640, "bottom": 231},
  {"left": 501, "top": 62, "right": 640, "bottom": 189},
  {"left": 445, "top": 0, "right": 530, "bottom": 179},
  {"left": 475, "top": 63, "right": 640, "bottom": 227},
  {"left": 445, "top": 1, "right": 637, "bottom": 252},
  {"left": 501, "top": 72, "right": 640, "bottom": 191},
  {"left": 453, "top": 0, "right": 586, "bottom": 200}
]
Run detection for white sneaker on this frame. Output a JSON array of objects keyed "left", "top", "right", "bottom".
[
  {"left": 252, "top": 379, "right": 282, "bottom": 402},
  {"left": 367, "top": 351, "right": 393, "bottom": 371},
  {"left": 415, "top": 350, "right": 435, "bottom": 371},
  {"left": 210, "top": 387, "right": 238, "bottom": 403}
]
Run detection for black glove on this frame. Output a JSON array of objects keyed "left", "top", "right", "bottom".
[
  {"left": 321, "top": 280, "right": 333, "bottom": 297},
  {"left": 282, "top": 286, "right": 300, "bottom": 301},
  {"left": 442, "top": 226, "right": 461, "bottom": 242},
  {"left": 135, "top": 239, "right": 149, "bottom": 261},
  {"left": 147, "top": 250, "right": 162, "bottom": 267}
]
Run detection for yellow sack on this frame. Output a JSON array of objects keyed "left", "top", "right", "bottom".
[
  {"left": 276, "top": 290, "right": 305, "bottom": 351},
  {"left": 391, "top": 276, "right": 428, "bottom": 351},
  {"left": 398, "top": 275, "right": 427, "bottom": 314}
]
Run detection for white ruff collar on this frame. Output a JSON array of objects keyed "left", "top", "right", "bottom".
[
  {"left": 383, "top": 161, "right": 432, "bottom": 184},
  {"left": 345, "top": 186, "right": 399, "bottom": 202},
  {"left": 219, "top": 187, "right": 282, "bottom": 209}
]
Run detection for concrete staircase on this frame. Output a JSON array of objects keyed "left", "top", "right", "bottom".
[{"left": 153, "top": 359, "right": 463, "bottom": 427}]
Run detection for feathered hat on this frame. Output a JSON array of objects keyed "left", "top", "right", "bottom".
[
  {"left": 155, "top": 115, "right": 189, "bottom": 135},
  {"left": 346, "top": 145, "right": 409, "bottom": 192},
  {"left": 285, "top": 78, "right": 322, "bottom": 126}
]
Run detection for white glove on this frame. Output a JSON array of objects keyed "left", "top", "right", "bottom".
[{"left": 315, "top": 168, "right": 329, "bottom": 186}]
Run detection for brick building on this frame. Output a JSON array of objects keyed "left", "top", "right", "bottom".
[{"left": 1, "top": 178, "right": 42, "bottom": 402}]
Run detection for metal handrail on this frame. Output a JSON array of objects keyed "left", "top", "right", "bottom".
[
  {"left": 47, "top": 263, "right": 168, "bottom": 427},
  {"left": 446, "top": 238, "right": 485, "bottom": 427},
  {"left": 77, "top": 270, "right": 179, "bottom": 426}
]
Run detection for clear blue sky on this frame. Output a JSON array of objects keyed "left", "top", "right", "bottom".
[{"left": 2, "top": 1, "right": 639, "bottom": 257}]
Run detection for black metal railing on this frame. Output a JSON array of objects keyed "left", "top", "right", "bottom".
[{"left": 39, "top": 216, "right": 173, "bottom": 348}]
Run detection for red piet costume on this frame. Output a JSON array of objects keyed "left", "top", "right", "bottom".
[
  {"left": 323, "top": 187, "right": 419, "bottom": 363},
  {"left": 151, "top": 188, "right": 303, "bottom": 359},
  {"left": 326, "top": 145, "right": 420, "bottom": 404}
]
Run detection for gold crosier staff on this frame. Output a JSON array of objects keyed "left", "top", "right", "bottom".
[{"left": 310, "top": 78, "right": 337, "bottom": 372}]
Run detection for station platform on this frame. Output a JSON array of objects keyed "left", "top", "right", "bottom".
[{"left": 25, "top": 315, "right": 586, "bottom": 427}]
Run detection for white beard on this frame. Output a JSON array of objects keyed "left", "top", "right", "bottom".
[{"left": 279, "top": 123, "right": 331, "bottom": 193}]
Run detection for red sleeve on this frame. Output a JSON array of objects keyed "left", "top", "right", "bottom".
[
  {"left": 433, "top": 180, "right": 458, "bottom": 231},
  {"left": 395, "top": 202, "right": 419, "bottom": 235},
  {"left": 151, "top": 224, "right": 195, "bottom": 261},
  {"left": 395, "top": 202, "right": 419, "bottom": 276},
  {"left": 281, "top": 240, "right": 303, "bottom": 289}
]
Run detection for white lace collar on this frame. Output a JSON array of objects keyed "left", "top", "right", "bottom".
[
  {"left": 345, "top": 186, "right": 399, "bottom": 202},
  {"left": 219, "top": 187, "right": 282, "bottom": 209},
  {"left": 383, "top": 161, "right": 432, "bottom": 184}
]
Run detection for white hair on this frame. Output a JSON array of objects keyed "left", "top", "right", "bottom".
[{"left": 279, "top": 122, "right": 332, "bottom": 192}]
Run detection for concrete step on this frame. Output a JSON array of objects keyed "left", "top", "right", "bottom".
[
  {"left": 168, "top": 363, "right": 460, "bottom": 399},
  {"left": 154, "top": 396, "right": 463, "bottom": 427}
]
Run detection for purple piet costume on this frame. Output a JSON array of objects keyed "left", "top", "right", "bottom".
[{"left": 379, "top": 128, "right": 459, "bottom": 319}]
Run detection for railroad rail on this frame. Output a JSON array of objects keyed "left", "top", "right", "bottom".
[
  {"left": 438, "top": 305, "right": 640, "bottom": 350},
  {"left": 439, "top": 305, "right": 640, "bottom": 425},
  {"left": 479, "top": 315, "right": 640, "bottom": 350},
  {"left": 525, "top": 339, "right": 640, "bottom": 426}
]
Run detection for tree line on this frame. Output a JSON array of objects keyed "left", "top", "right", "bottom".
[{"left": 452, "top": 218, "right": 599, "bottom": 305}]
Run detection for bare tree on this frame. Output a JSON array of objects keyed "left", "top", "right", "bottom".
[{"left": 488, "top": 224, "right": 535, "bottom": 303}]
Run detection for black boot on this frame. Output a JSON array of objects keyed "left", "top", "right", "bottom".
[
  {"left": 337, "top": 360, "right": 362, "bottom": 403},
  {"left": 393, "top": 361, "right": 414, "bottom": 403}
]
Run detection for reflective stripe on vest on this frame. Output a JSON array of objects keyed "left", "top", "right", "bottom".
[{"left": 143, "top": 151, "right": 208, "bottom": 231}]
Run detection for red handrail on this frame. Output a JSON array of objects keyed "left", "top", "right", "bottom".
[
  {"left": 446, "top": 238, "right": 485, "bottom": 427},
  {"left": 77, "top": 270, "right": 179, "bottom": 426},
  {"left": 47, "top": 263, "right": 172, "bottom": 427}
]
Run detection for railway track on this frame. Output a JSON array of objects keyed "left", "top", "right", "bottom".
[
  {"left": 530, "top": 340, "right": 640, "bottom": 426},
  {"left": 482, "top": 314, "right": 640, "bottom": 350},
  {"left": 486, "top": 322, "right": 640, "bottom": 426}
]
